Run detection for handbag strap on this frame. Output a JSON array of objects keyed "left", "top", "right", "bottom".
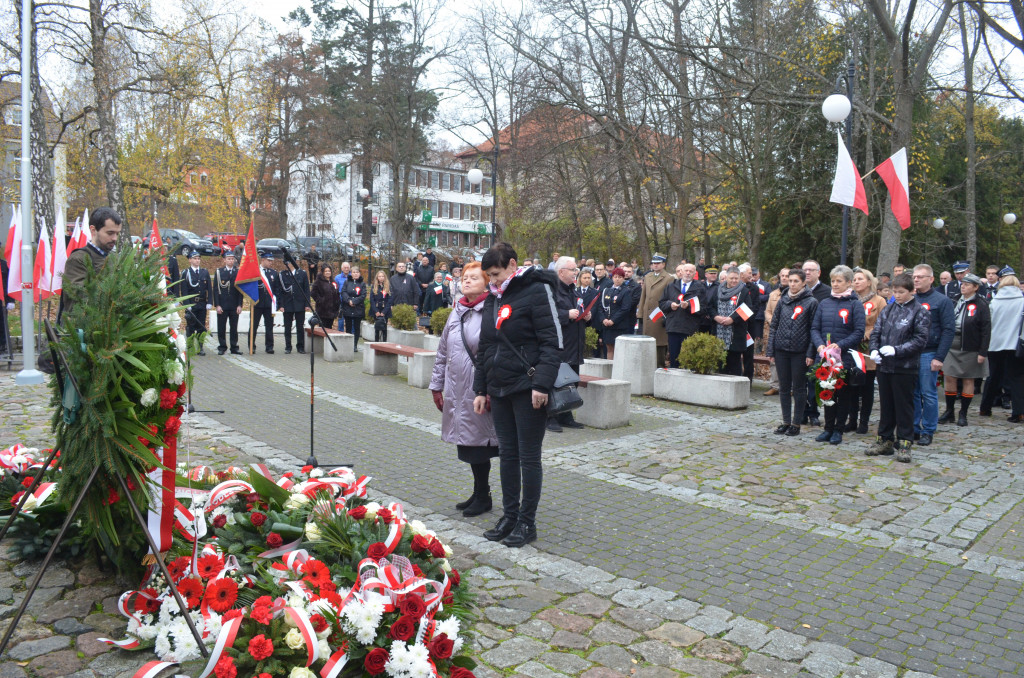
[{"left": 458, "top": 311, "right": 475, "bottom": 360}]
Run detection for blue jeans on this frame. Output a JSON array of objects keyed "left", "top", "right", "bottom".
[{"left": 913, "top": 351, "right": 938, "bottom": 435}]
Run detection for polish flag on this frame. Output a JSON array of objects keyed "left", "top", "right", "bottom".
[
  {"left": 50, "top": 207, "right": 67, "bottom": 296},
  {"left": 33, "top": 219, "right": 52, "bottom": 301},
  {"left": 829, "top": 131, "right": 868, "bottom": 215},
  {"left": 688, "top": 296, "right": 701, "bottom": 314},
  {"left": 70, "top": 208, "right": 91, "bottom": 250},
  {"left": 735, "top": 302, "right": 753, "bottom": 321},
  {"left": 874, "top": 148, "right": 910, "bottom": 230},
  {"left": 5, "top": 206, "right": 22, "bottom": 301},
  {"left": 849, "top": 349, "right": 867, "bottom": 372},
  {"left": 67, "top": 217, "right": 82, "bottom": 255},
  {"left": 746, "top": 332, "right": 754, "bottom": 348},
  {"left": 649, "top": 306, "right": 665, "bottom": 322}
]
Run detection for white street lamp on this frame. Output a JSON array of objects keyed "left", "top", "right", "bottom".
[
  {"left": 822, "top": 94, "right": 852, "bottom": 123},
  {"left": 467, "top": 168, "right": 483, "bottom": 186},
  {"left": 358, "top": 188, "right": 370, "bottom": 200},
  {"left": 1004, "top": 213, "right": 1017, "bottom": 226},
  {"left": 932, "top": 218, "right": 944, "bottom": 230}
]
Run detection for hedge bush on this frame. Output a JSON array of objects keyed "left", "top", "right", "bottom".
[
  {"left": 390, "top": 304, "right": 418, "bottom": 331},
  {"left": 431, "top": 307, "right": 453, "bottom": 335},
  {"left": 678, "top": 333, "right": 726, "bottom": 374}
]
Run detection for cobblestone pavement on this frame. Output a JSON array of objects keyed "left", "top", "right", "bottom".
[{"left": 1, "top": 345, "right": 1024, "bottom": 676}]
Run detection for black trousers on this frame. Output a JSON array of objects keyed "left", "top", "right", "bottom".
[
  {"left": 720, "top": 350, "right": 743, "bottom": 376},
  {"left": 491, "top": 389, "right": 548, "bottom": 526},
  {"left": 981, "top": 350, "right": 1024, "bottom": 416},
  {"left": 667, "top": 332, "right": 692, "bottom": 368},
  {"left": 284, "top": 311, "right": 305, "bottom": 351},
  {"left": 823, "top": 384, "right": 853, "bottom": 433},
  {"left": 847, "top": 371, "right": 877, "bottom": 425},
  {"left": 775, "top": 350, "right": 808, "bottom": 425},
  {"left": 877, "top": 371, "right": 917, "bottom": 441},
  {"left": 344, "top": 317, "right": 361, "bottom": 349},
  {"left": 251, "top": 307, "right": 274, "bottom": 351},
  {"left": 743, "top": 345, "right": 755, "bottom": 381},
  {"left": 185, "top": 305, "right": 207, "bottom": 340},
  {"left": 216, "top": 310, "right": 239, "bottom": 352},
  {"left": 374, "top": 318, "right": 388, "bottom": 342},
  {"left": 804, "top": 374, "right": 820, "bottom": 421}
]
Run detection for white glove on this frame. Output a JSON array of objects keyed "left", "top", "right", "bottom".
[
  {"left": 870, "top": 350, "right": 882, "bottom": 363},
  {"left": 5, "top": 302, "right": 12, "bottom": 312},
  {"left": 206, "top": 304, "right": 212, "bottom": 310},
  {"left": 880, "top": 345, "right": 895, "bottom": 357}
]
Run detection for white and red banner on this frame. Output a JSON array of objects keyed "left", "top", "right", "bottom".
[
  {"left": 687, "top": 296, "right": 700, "bottom": 314},
  {"left": 829, "top": 131, "right": 868, "bottom": 215},
  {"left": 735, "top": 302, "right": 753, "bottom": 321},
  {"left": 849, "top": 349, "right": 867, "bottom": 372},
  {"left": 50, "top": 207, "right": 67, "bottom": 296},
  {"left": 4, "top": 206, "right": 22, "bottom": 301},
  {"left": 648, "top": 306, "right": 665, "bottom": 322},
  {"left": 874, "top": 148, "right": 910, "bottom": 230},
  {"left": 32, "top": 219, "right": 52, "bottom": 302}
]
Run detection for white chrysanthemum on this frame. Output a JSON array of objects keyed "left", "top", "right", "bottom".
[
  {"left": 140, "top": 388, "right": 158, "bottom": 407},
  {"left": 363, "top": 502, "right": 381, "bottom": 518},
  {"left": 435, "top": 617, "right": 459, "bottom": 640},
  {"left": 204, "top": 611, "right": 222, "bottom": 639},
  {"left": 154, "top": 627, "right": 173, "bottom": 660},
  {"left": 136, "top": 622, "right": 158, "bottom": 641},
  {"left": 285, "top": 627, "right": 305, "bottom": 650},
  {"left": 284, "top": 493, "right": 310, "bottom": 510},
  {"left": 158, "top": 596, "right": 178, "bottom": 625},
  {"left": 164, "top": 359, "right": 185, "bottom": 385},
  {"left": 408, "top": 520, "right": 427, "bottom": 536},
  {"left": 173, "top": 628, "right": 200, "bottom": 661},
  {"left": 175, "top": 333, "right": 188, "bottom": 354},
  {"left": 309, "top": 468, "right": 324, "bottom": 478}
]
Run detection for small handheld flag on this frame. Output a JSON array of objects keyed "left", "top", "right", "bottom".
[
  {"left": 688, "top": 296, "right": 701, "bottom": 314},
  {"left": 649, "top": 306, "right": 665, "bottom": 323},
  {"left": 746, "top": 333, "right": 754, "bottom": 348},
  {"left": 434, "top": 285, "right": 442, "bottom": 295},
  {"left": 735, "top": 302, "right": 753, "bottom": 321},
  {"left": 849, "top": 349, "right": 867, "bottom": 372}
]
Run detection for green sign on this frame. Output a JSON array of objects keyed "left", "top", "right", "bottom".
[
  {"left": 476, "top": 223, "right": 488, "bottom": 234},
  {"left": 334, "top": 163, "right": 347, "bottom": 180},
  {"left": 421, "top": 209, "right": 432, "bottom": 224},
  {"left": 428, "top": 236, "right": 437, "bottom": 247}
]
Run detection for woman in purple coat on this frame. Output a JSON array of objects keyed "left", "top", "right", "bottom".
[{"left": 429, "top": 262, "right": 499, "bottom": 517}]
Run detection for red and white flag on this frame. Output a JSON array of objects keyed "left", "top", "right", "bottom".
[
  {"left": 50, "top": 207, "right": 67, "bottom": 296},
  {"left": 874, "top": 148, "right": 910, "bottom": 230},
  {"left": 4, "top": 206, "right": 22, "bottom": 302},
  {"left": 67, "top": 216, "right": 82, "bottom": 255},
  {"left": 688, "top": 296, "right": 701, "bottom": 314},
  {"left": 746, "top": 332, "right": 754, "bottom": 348},
  {"left": 849, "top": 349, "right": 867, "bottom": 372},
  {"left": 735, "top": 302, "right": 753, "bottom": 321},
  {"left": 829, "top": 131, "right": 868, "bottom": 215},
  {"left": 33, "top": 219, "right": 52, "bottom": 302},
  {"left": 649, "top": 306, "right": 665, "bottom": 322}
]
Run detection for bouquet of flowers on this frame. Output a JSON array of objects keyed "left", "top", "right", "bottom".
[{"left": 807, "top": 341, "right": 847, "bottom": 407}]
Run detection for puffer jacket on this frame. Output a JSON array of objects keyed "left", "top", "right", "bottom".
[
  {"left": 429, "top": 296, "right": 499, "bottom": 447},
  {"left": 953, "top": 295, "right": 991, "bottom": 355},
  {"left": 473, "top": 267, "right": 562, "bottom": 397},
  {"left": 986, "top": 285, "right": 1023, "bottom": 352},
  {"left": 766, "top": 288, "right": 818, "bottom": 359},
  {"left": 869, "top": 298, "right": 931, "bottom": 374},
  {"left": 341, "top": 276, "right": 367, "bottom": 319},
  {"left": 811, "top": 293, "right": 866, "bottom": 369}
]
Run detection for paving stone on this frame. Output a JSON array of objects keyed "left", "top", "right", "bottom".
[
  {"left": 644, "top": 598, "right": 701, "bottom": 621},
  {"left": 481, "top": 637, "right": 548, "bottom": 669},
  {"left": 579, "top": 669, "right": 627, "bottom": 678},
  {"left": 693, "top": 638, "right": 744, "bottom": 663},
  {"left": 629, "top": 640, "right": 733, "bottom": 678},
  {"left": 37, "top": 567, "right": 74, "bottom": 589},
  {"left": 0, "top": 664, "right": 27, "bottom": 678},
  {"left": 7, "top": 635, "right": 70, "bottom": 661},
  {"left": 537, "top": 651, "right": 592, "bottom": 674},
  {"left": 801, "top": 651, "right": 852, "bottom": 678},
  {"left": 514, "top": 661, "right": 568, "bottom": 678},
  {"left": 610, "top": 586, "right": 674, "bottom": 608},
  {"left": 762, "top": 629, "right": 810, "bottom": 661},
  {"left": 475, "top": 623, "right": 512, "bottom": 641},
  {"left": 725, "top": 617, "right": 772, "bottom": 650},
  {"left": 537, "top": 576, "right": 583, "bottom": 594},
  {"left": 53, "top": 618, "right": 91, "bottom": 635},
  {"left": 32, "top": 596, "right": 97, "bottom": 623},
  {"left": 646, "top": 621, "right": 705, "bottom": 648},
  {"left": 548, "top": 629, "right": 589, "bottom": 651},
  {"left": 633, "top": 668, "right": 679, "bottom": 678},
  {"left": 685, "top": 613, "right": 734, "bottom": 636},
  {"left": 743, "top": 652, "right": 802, "bottom": 678},
  {"left": 536, "top": 608, "right": 595, "bottom": 633},
  {"left": 502, "top": 596, "right": 550, "bottom": 613},
  {"left": 805, "top": 642, "right": 857, "bottom": 665},
  {"left": 7, "top": 620, "right": 51, "bottom": 645},
  {"left": 67, "top": 671, "right": 97, "bottom": 678},
  {"left": 82, "top": 650, "right": 142, "bottom": 677},
  {"left": 589, "top": 621, "right": 639, "bottom": 645},
  {"left": 483, "top": 606, "right": 532, "bottom": 625},
  {"left": 75, "top": 563, "right": 106, "bottom": 587},
  {"left": 586, "top": 645, "right": 636, "bottom": 673},
  {"left": 563, "top": 592, "right": 612, "bottom": 617},
  {"left": 517, "top": 619, "right": 555, "bottom": 641},
  {"left": 76, "top": 632, "right": 113, "bottom": 658},
  {"left": 839, "top": 657, "right": 898, "bottom": 678},
  {"left": 609, "top": 607, "right": 661, "bottom": 631},
  {"left": 0, "top": 587, "right": 13, "bottom": 604},
  {"left": 27, "top": 649, "right": 84, "bottom": 678}
]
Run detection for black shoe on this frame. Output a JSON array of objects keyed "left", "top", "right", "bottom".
[
  {"left": 484, "top": 515, "right": 517, "bottom": 542},
  {"left": 957, "top": 410, "right": 968, "bottom": 427},
  {"left": 809, "top": 417, "right": 821, "bottom": 427},
  {"left": 502, "top": 521, "right": 537, "bottom": 548},
  {"left": 815, "top": 430, "right": 832, "bottom": 442},
  {"left": 455, "top": 493, "right": 476, "bottom": 510},
  {"left": 979, "top": 409, "right": 992, "bottom": 417},
  {"left": 914, "top": 432, "right": 921, "bottom": 441},
  {"left": 785, "top": 425, "right": 800, "bottom": 436},
  {"left": 546, "top": 420, "right": 563, "bottom": 433},
  {"left": 918, "top": 433, "right": 933, "bottom": 446},
  {"left": 1008, "top": 415, "right": 1023, "bottom": 423},
  {"left": 562, "top": 420, "right": 585, "bottom": 429},
  {"left": 297, "top": 349, "right": 306, "bottom": 354},
  {"left": 266, "top": 349, "right": 275, "bottom": 354},
  {"left": 773, "top": 424, "right": 789, "bottom": 435},
  {"left": 217, "top": 348, "right": 226, "bottom": 355},
  {"left": 1002, "top": 397, "right": 1012, "bottom": 410},
  {"left": 231, "top": 349, "right": 242, "bottom": 355},
  {"left": 197, "top": 350, "right": 206, "bottom": 356},
  {"left": 462, "top": 493, "right": 492, "bottom": 517},
  {"left": 800, "top": 417, "right": 810, "bottom": 426},
  {"left": 856, "top": 422, "right": 869, "bottom": 435},
  {"left": 843, "top": 421, "right": 857, "bottom": 432},
  {"left": 938, "top": 409, "right": 955, "bottom": 424},
  {"left": 285, "top": 348, "right": 292, "bottom": 354}
]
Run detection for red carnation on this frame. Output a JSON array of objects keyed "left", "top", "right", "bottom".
[
  {"left": 102, "top": 487, "right": 120, "bottom": 505},
  {"left": 399, "top": 595, "right": 426, "bottom": 619},
  {"left": 196, "top": 553, "right": 224, "bottom": 580},
  {"left": 309, "top": 613, "right": 329, "bottom": 633},
  {"left": 301, "top": 465, "right": 313, "bottom": 474},
  {"left": 319, "top": 580, "right": 337, "bottom": 595},
  {"left": 247, "top": 634, "right": 274, "bottom": 661},
  {"left": 176, "top": 382, "right": 188, "bottom": 397},
  {"left": 213, "top": 655, "right": 236, "bottom": 678},
  {"left": 387, "top": 615, "right": 416, "bottom": 641},
  {"left": 20, "top": 477, "right": 33, "bottom": 489},
  {"left": 163, "top": 416, "right": 181, "bottom": 436},
  {"left": 430, "top": 633, "right": 454, "bottom": 660},
  {"left": 133, "top": 588, "right": 160, "bottom": 614},
  {"left": 820, "top": 389, "right": 834, "bottom": 402},
  {"left": 167, "top": 556, "right": 191, "bottom": 582},
  {"left": 250, "top": 596, "right": 273, "bottom": 624},
  {"left": 159, "top": 388, "right": 178, "bottom": 409},
  {"left": 266, "top": 532, "right": 283, "bottom": 548},
  {"left": 257, "top": 674, "right": 272, "bottom": 678},
  {"left": 204, "top": 577, "right": 239, "bottom": 613},
  {"left": 450, "top": 569, "right": 461, "bottom": 587},
  {"left": 428, "top": 538, "right": 446, "bottom": 559},
  {"left": 176, "top": 577, "right": 204, "bottom": 608},
  {"left": 174, "top": 404, "right": 184, "bottom": 416},
  {"left": 450, "top": 669, "right": 476, "bottom": 678},
  {"left": 367, "top": 542, "right": 389, "bottom": 560},
  {"left": 9, "top": 492, "right": 24, "bottom": 510},
  {"left": 835, "top": 378, "right": 846, "bottom": 390},
  {"left": 364, "top": 648, "right": 389, "bottom": 675},
  {"left": 212, "top": 514, "right": 227, "bottom": 529},
  {"left": 347, "top": 506, "right": 367, "bottom": 520},
  {"left": 223, "top": 608, "right": 243, "bottom": 622},
  {"left": 250, "top": 512, "right": 267, "bottom": 527},
  {"left": 410, "top": 535, "right": 430, "bottom": 553},
  {"left": 815, "top": 365, "right": 831, "bottom": 380},
  {"left": 376, "top": 507, "right": 393, "bottom": 523}
]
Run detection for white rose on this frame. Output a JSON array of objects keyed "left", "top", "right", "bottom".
[
  {"left": 140, "top": 388, "right": 158, "bottom": 407},
  {"left": 408, "top": 519, "right": 427, "bottom": 536},
  {"left": 443, "top": 543, "right": 452, "bottom": 557},
  {"left": 284, "top": 493, "right": 310, "bottom": 510},
  {"left": 318, "top": 639, "right": 331, "bottom": 657},
  {"left": 285, "top": 627, "right": 305, "bottom": 650},
  {"left": 363, "top": 502, "right": 381, "bottom": 519},
  {"left": 440, "top": 559, "right": 451, "bottom": 573},
  {"left": 288, "top": 667, "right": 316, "bottom": 678},
  {"left": 21, "top": 494, "right": 38, "bottom": 512},
  {"left": 305, "top": 523, "right": 322, "bottom": 542},
  {"left": 309, "top": 468, "right": 324, "bottom": 478},
  {"left": 286, "top": 595, "right": 306, "bottom": 613}
]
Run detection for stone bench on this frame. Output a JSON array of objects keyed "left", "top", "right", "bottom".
[
  {"left": 575, "top": 375, "right": 631, "bottom": 429},
  {"left": 363, "top": 342, "right": 436, "bottom": 388},
  {"left": 305, "top": 327, "right": 353, "bottom": 362},
  {"left": 653, "top": 368, "right": 749, "bottom": 410},
  {"left": 754, "top": 354, "right": 770, "bottom": 366},
  {"left": 581, "top": 358, "right": 614, "bottom": 380}
]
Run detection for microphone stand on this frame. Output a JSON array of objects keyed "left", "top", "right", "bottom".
[
  {"left": 282, "top": 251, "right": 338, "bottom": 468},
  {"left": 182, "top": 303, "right": 224, "bottom": 416}
]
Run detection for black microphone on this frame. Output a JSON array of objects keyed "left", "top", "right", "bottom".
[{"left": 281, "top": 247, "right": 299, "bottom": 270}]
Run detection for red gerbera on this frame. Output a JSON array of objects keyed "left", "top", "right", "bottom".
[
  {"left": 166, "top": 556, "right": 191, "bottom": 582},
  {"left": 133, "top": 588, "right": 160, "bottom": 614},
  {"left": 301, "top": 465, "right": 313, "bottom": 474},
  {"left": 301, "top": 560, "right": 332, "bottom": 589},
  {"left": 820, "top": 389, "right": 834, "bottom": 402},
  {"left": 196, "top": 553, "right": 225, "bottom": 580},
  {"left": 213, "top": 655, "right": 236, "bottom": 678},
  {"left": 834, "top": 378, "right": 846, "bottom": 390},
  {"left": 177, "top": 577, "right": 204, "bottom": 608},
  {"left": 266, "top": 532, "right": 283, "bottom": 549},
  {"left": 247, "top": 634, "right": 274, "bottom": 661},
  {"left": 204, "top": 577, "right": 239, "bottom": 613},
  {"left": 815, "top": 365, "right": 831, "bottom": 380}
]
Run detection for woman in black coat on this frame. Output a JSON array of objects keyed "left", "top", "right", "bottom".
[
  {"left": 472, "top": 243, "right": 561, "bottom": 549},
  {"left": 310, "top": 264, "right": 340, "bottom": 332},
  {"left": 713, "top": 267, "right": 753, "bottom": 376},
  {"left": 341, "top": 266, "right": 368, "bottom": 351},
  {"left": 598, "top": 268, "right": 634, "bottom": 360},
  {"left": 369, "top": 270, "right": 392, "bottom": 342},
  {"left": 766, "top": 269, "right": 819, "bottom": 435}
]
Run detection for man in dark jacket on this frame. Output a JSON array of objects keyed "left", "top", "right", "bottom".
[
  {"left": 550, "top": 256, "right": 587, "bottom": 431},
  {"left": 251, "top": 252, "right": 284, "bottom": 354},
  {"left": 0, "top": 256, "right": 10, "bottom": 355},
  {"left": 62, "top": 207, "right": 121, "bottom": 318},
  {"left": 740, "top": 264, "right": 762, "bottom": 380},
  {"left": 593, "top": 262, "right": 612, "bottom": 292},
  {"left": 389, "top": 261, "right": 419, "bottom": 310},
  {"left": 660, "top": 263, "right": 705, "bottom": 368},
  {"left": 181, "top": 250, "right": 212, "bottom": 355},
  {"left": 910, "top": 264, "right": 955, "bottom": 445},
  {"left": 424, "top": 246, "right": 436, "bottom": 268},
  {"left": 801, "top": 259, "right": 829, "bottom": 425},
  {"left": 414, "top": 254, "right": 435, "bottom": 306},
  {"left": 280, "top": 258, "right": 311, "bottom": 354},
  {"left": 213, "top": 250, "right": 243, "bottom": 355},
  {"left": 697, "top": 266, "right": 719, "bottom": 335}
]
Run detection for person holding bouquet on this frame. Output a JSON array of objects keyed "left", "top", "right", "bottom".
[{"left": 810, "top": 265, "right": 865, "bottom": 445}]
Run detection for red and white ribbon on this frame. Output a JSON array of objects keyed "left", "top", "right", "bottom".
[
  {"left": 321, "top": 649, "right": 349, "bottom": 678},
  {"left": 147, "top": 441, "right": 177, "bottom": 554},
  {"left": 206, "top": 479, "right": 254, "bottom": 512},
  {"left": 197, "top": 614, "right": 242, "bottom": 678},
  {"left": 284, "top": 606, "right": 321, "bottom": 666}
]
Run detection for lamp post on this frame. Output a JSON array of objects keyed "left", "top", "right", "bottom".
[
  {"left": 466, "top": 144, "right": 498, "bottom": 248},
  {"left": 822, "top": 59, "right": 856, "bottom": 266}
]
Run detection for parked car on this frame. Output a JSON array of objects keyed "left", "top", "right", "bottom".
[
  {"left": 256, "top": 238, "right": 302, "bottom": 258},
  {"left": 296, "top": 236, "right": 343, "bottom": 259},
  {"left": 160, "top": 228, "right": 219, "bottom": 256},
  {"left": 205, "top": 232, "right": 245, "bottom": 254}
]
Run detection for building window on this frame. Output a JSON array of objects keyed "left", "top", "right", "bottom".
[
  {"left": 453, "top": 203, "right": 461, "bottom": 220},
  {"left": 472, "top": 179, "right": 480, "bottom": 195},
  {"left": 200, "top": 173, "right": 208, "bottom": 186},
  {"left": 306, "top": 223, "right": 315, "bottom": 237},
  {"left": 442, "top": 173, "right": 450, "bottom": 191},
  {"left": 483, "top": 206, "right": 491, "bottom": 222},
  {"left": 483, "top": 179, "right": 491, "bottom": 195},
  {"left": 471, "top": 205, "right": 480, "bottom": 220},
  {"left": 432, "top": 200, "right": 440, "bottom": 216},
  {"left": 409, "top": 170, "right": 417, "bottom": 187},
  {"left": 373, "top": 163, "right": 381, "bottom": 176},
  {"left": 189, "top": 173, "right": 197, "bottom": 185}
]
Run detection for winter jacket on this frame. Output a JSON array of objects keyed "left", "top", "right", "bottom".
[
  {"left": 421, "top": 281, "right": 451, "bottom": 315},
  {"left": 473, "top": 267, "right": 562, "bottom": 397},
  {"left": 811, "top": 293, "right": 866, "bottom": 369},
  {"left": 658, "top": 278, "right": 706, "bottom": 335},
  {"left": 414, "top": 264, "right": 435, "bottom": 298},
  {"left": 870, "top": 298, "right": 931, "bottom": 374},
  {"left": 860, "top": 293, "right": 888, "bottom": 370},
  {"left": 807, "top": 281, "right": 831, "bottom": 301},
  {"left": 429, "top": 296, "right": 499, "bottom": 447},
  {"left": 915, "top": 287, "right": 955, "bottom": 360},
  {"left": 715, "top": 284, "right": 753, "bottom": 352},
  {"left": 389, "top": 273, "right": 419, "bottom": 308},
  {"left": 311, "top": 278, "right": 340, "bottom": 321},
  {"left": 370, "top": 287, "right": 392, "bottom": 321},
  {"left": 341, "top": 276, "right": 367, "bottom": 319},
  {"left": 953, "top": 295, "right": 991, "bottom": 356},
  {"left": 280, "top": 268, "right": 310, "bottom": 313},
  {"left": 638, "top": 271, "right": 672, "bottom": 345},
  {"left": 986, "top": 286, "right": 1024, "bottom": 352},
  {"left": 555, "top": 279, "right": 587, "bottom": 366},
  {"left": 766, "top": 288, "right": 818, "bottom": 359}
]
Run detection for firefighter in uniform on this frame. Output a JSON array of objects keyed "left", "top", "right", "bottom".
[
  {"left": 182, "top": 250, "right": 212, "bottom": 355},
  {"left": 213, "top": 250, "right": 243, "bottom": 355}
]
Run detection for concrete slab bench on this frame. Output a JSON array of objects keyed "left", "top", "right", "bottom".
[
  {"left": 363, "top": 342, "right": 437, "bottom": 388},
  {"left": 304, "top": 327, "right": 353, "bottom": 362},
  {"left": 575, "top": 374, "right": 631, "bottom": 429},
  {"left": 581, "top": 358, "right": 614, "bottom": 380},
  {"left": 653, "top": 368, "right": 749, "bottom": 410}
]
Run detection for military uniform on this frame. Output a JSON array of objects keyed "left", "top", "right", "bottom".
[
  {"left": 281, "top": 266, "right": 310, "bottom": 353},
  {"left": 181, "top": 253, "right": 212, "bottom": 355},
  {"left": 637, "top": 255, "right": 672, "bottom": 365},
  {"left": 213, "top": 261, "right": 243, "bottom": 354},
  {"left": 252, "top": 256, "right": 283, "bottom": 353}
]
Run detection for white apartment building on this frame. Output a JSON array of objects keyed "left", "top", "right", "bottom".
[{"left": 288, "top": 153, "right": 494, "bottom": 250}]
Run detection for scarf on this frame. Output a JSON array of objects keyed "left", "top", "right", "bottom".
[
  {"left": 459, "top": 291, "right": 489, "bottom": 308},
  {"left": 490, "top": 266, "right": 529, "bottom": 298},
  {"left": 857, "top": 290, "right": 875, "bottom": 303},
  {"left": 831, "top": 287, "right": 854, "bottom": 299},
  {"left": 716, "top": 281, "right": 744, "bottom": 348}
]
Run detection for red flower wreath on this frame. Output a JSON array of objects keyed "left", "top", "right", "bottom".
[
  {"left": 196, "top": 554, "right": 224, "bottom": 580},
  {"left": 204, "top": 577, "right": 239, "bottom": 613},
  {"left": 301, "top": 560, "right": 332, "bottom": 589},
  {"left": 247, "top": 634, "right": 274, "bottom": 661},
  {"left": 176, "top": 577, "right": 204, "bottom": 608}
]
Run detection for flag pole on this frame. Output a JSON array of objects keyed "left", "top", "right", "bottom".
[
  {"left": 16, "top": 0, "right": 43, "bottom": 386},
  {"left": 248, "top": 298, "right": 254, "bottom": 355}
]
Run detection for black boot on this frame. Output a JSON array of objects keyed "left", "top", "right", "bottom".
[
  {"left": 455, "top": 494, "right": 476, "bottom": 511},
  {"left": 484, "top": 515, "right": 517, "bottom": 541},
  {"left": 462, "top": 492, "right": 492, "bottom": 517},
  {"left": 502, "top": 521, "right": 537, "bottom": 548},
  {"left": 958, "top": 395, "right": 972, "bottom": 427},
  {"left": 938, "top": 394, "right": 957, "bottom": 423}
]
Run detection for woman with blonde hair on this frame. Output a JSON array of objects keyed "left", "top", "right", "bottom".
[
  {"left": 846, "top": 268, "right": 888, "bottom": 434},
  {"left": 370, "top": 269, "right": 392, "bottom": 342}
]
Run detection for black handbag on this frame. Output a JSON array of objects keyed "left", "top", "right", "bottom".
[{"left": 496, "top": 330, "right": 583, "bottom": 415}]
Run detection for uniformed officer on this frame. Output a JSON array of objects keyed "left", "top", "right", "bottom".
[
  {"left": 281, "top": 257, "right": 311, "bottom": 354},
  {"left": 252, "top": 252, "right": 283, "bottom": 354},
  {"left": 697, "top": 265, "right": 719, "bottom": 335},
  {"left": 945, "top": 261, "right": 969, "bottom": 301},
  {"left": 181, "top": 250, "right": 212, "bottom": 355},
  {"left": 213, "top": 250, "right": 243, "bottom": 355}
]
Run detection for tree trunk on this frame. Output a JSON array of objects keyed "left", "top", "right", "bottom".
[
  {"left": 960, "top": 3, "right": 979, "bottom": 268},
  {"left": 28, "top": 0, "right": 54, "bottom": 241},
  {"left": 89, "top": 0, "right": 128, "bottom": 243},
  {"left": 875, "top": 87, "right": 913, "bottom": 277}
]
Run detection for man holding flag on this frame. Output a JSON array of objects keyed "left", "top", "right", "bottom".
[
  {"left": 637, "top": 255, "right": 672, "bottom": 366},
  {"left": 659, "top": 262, "right": 705, "bottom": 368}
]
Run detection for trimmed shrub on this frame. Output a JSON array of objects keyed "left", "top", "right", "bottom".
[
  {"left": 585, "top": 326, "right": 599, "bottom": 354},
  {"left": 678, "top": 333, "right": 726, "bottom": 375},
  {"left": 390, "top": 304, "right": 418, "bottom": 331},
  {"left": 431, "top": 307, "right": 453, "bottom": 335}
]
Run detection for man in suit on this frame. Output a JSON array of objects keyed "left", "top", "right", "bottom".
[
  {"left": 983, "top": 265, "right": 1000, "bottom": 300},
  {"left": 213, "top": 250, "right": 243, "bottom": 355},
  {"left": 252, "top": 252, "right": 283, "bottom": 354},
  {"left": 0, "top": 256, "right": 10, "bottom": 355},
  {"left": 181, "top": 250, "right": 212, "bottom": 355},
  {"left": 281, "top": 257, "right": 311, "bottom": 354},
  {"left": 660, "top": 262, "right": 704, "bottom": 368}
]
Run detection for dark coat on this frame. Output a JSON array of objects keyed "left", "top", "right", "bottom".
[
  {"left": 942, "top": 280, "right": 961, "bottom": 301},
  {"left": 594, "top": 276, "right": 613, "bottom": 293},
  {"left": 180, "top": 266, "right": 212, "bottom": 308},
  {"left": 915, "top": 288, "right": 956, "bottom": 361},
  {"left": 659, "top": 278, "right": 705, "bottom": 335},
  {"left": 745, "top": 281, "right": 762, "bottom": 320},
  {"left": 870, "top": 298, "right": 931, "bottom": 374},
  {"left": 310, "top": 278, "right": 340, "bottom": 321},
  {"left": 576, "top": 286, "right": 601, "bottom": 331},
  {"left": 473, "top": 267, "right": 562, "bottom": 397},
  {"left": 341, "top": 276, "right": 368, "bottom": 319},
  {"left": 213, "top": 266, "right": 242, "bottom": 311},
  {"left": 556, "top": 279, "right": 586, "bottom": 366},
  {"left": 389, "top": 273, "right": 419, "bottom": 308},
  {"left": 370, "top": 287, "right": 392, "bottom": 321},
  {"left": 60, "top": 245, "right": 108, "bottom": 317},
  {"left": 280, "top": 268, "right": 310, "bottom": 313},
  {"left": 715, "top": 284, "right": 753, "bottom": 352},
  {"left": 166, "top": 254, "right": 181, "bottom": 297},
  {"left": 255, "top": 267, "right": 283, "bottom": 310},
  {"left": 766, "top": 288, "right": 818, "bottom": 359},
  {"left": 698, "top": 280, "right": 719, "bottom": 331},
  {"left": 414, "top": 263, "right": 435, "bottom": 293},
  {"left": 421, "top": 281, "right": 450, "bottom": 315},
  {"left": 954, "top": 295, "right": 991, "bottom": 355},
  {"left": 807, "top": 281, "right": 831, "bottom": 301},
  {"left": 599, "top": 285, "right": 635, "bottom": 332},
  {"left": 811, "top": 294, "right": 866, "bottom": 369}
]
